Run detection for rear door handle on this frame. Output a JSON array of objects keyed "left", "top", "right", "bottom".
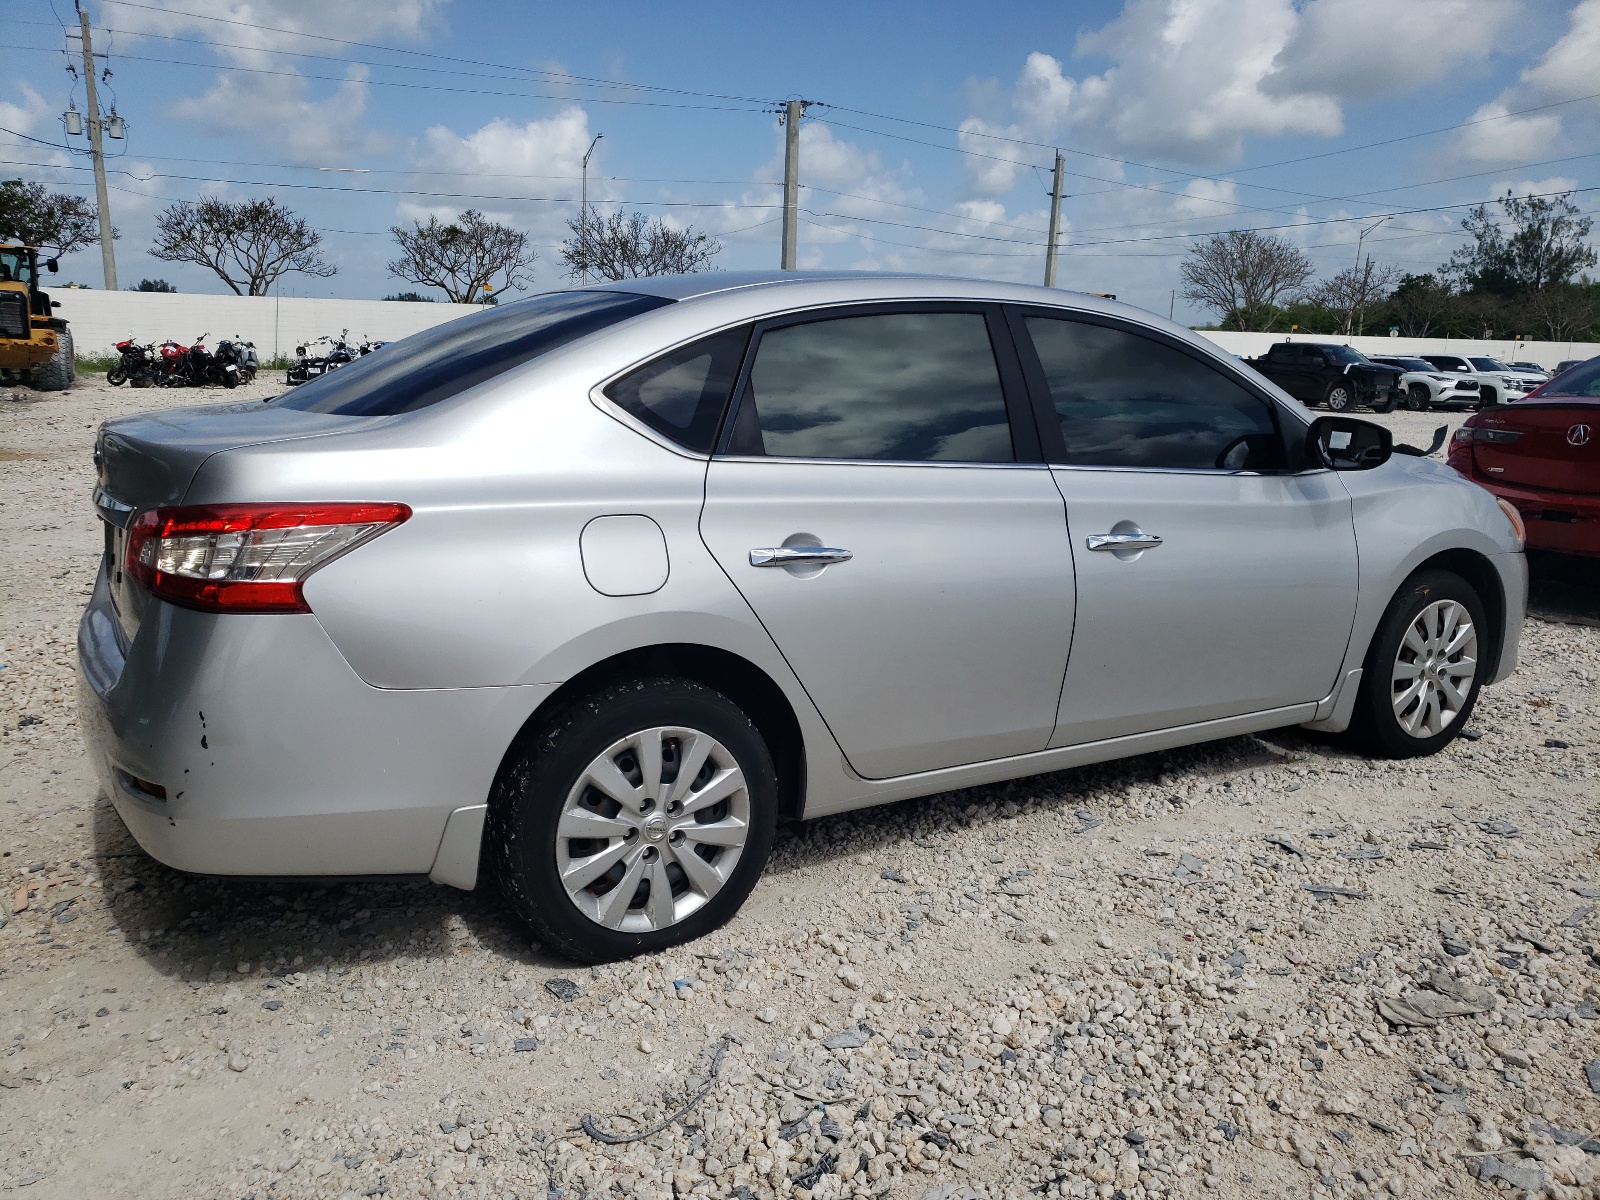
[
  {"left": 1086, "top": 533, "right": 1163, "bottom": 552},
  {"left": 749, "top": 546, "right": 853, "bottom": 567}
]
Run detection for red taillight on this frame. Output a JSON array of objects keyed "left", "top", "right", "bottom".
[{"left": 125, "top": 502, "right": 410, "bottom": 614}]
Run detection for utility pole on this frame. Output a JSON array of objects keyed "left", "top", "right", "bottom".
[
  {"left": 780, "top": 100, "right": 809, "bottom": 271},
  {"left": 77, "top": 4, "right": 117, "bottom": 290},
  {"left": 1347, "top": 215, "right": 1390, "bottom": 336},
  {"left": 1043, "top": 150, "right": 1065, "bottom": 288},
  {"left": 579, "top": 133, "right": 602, "bottom": 285}
]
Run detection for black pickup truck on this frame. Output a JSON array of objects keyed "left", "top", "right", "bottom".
[{"left": 1242, "top": 341, "right": 1405, "bottom": 412}]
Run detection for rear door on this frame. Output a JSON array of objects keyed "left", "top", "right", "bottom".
[
  {"left": 1011, "top": 310, "right": 1360, "bottom": 746},
  {"left": 698, "top": 304, "right": 1075, "bottom": 779}
]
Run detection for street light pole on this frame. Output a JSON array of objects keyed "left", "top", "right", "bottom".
[
  {"left": 1348, "top": 215, "right": 1391, "bottom": 336},
  {"left": 77, "top": 5, "right": 117, "bottom": 290},
  {"left": 580, "top": 133, "right": 603, "bottom": 284}
]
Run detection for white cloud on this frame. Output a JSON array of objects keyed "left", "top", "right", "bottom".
[
  {"left": 0, "top": 83, "right": 71, "bottom": 169},
  {"left": 963, "top": 0, "right": 1526, "bottom": 173},
  {"left": 1449, "top": 0, "right": 1600, "bottom": 166},
  {"left": 105, "top": 0, "right": 452, "bottom": 164},
  {"left": 1268, "top": 0, "right": 1515, "bottom": 95}
]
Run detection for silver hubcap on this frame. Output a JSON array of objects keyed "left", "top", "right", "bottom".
[
  {"left": 1391, "top": 600, "right": 1477, "bottom": 738},
  {"left": 556, "top": 726, "right": 749, "bottom": 932}
]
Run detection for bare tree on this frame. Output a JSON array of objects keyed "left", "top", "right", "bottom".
[
  {"left": 0, "top": 178, "right": 109, "bottom": 257},
  {"left": 1180, "top": 230, "right": 1313, "bottom": 330},
  {"left": 560, "top": 210, "right": 720, "bottom": 281},
  {"left": 150, "top": 197, "right": 334, "bottom": 295},
  {"left": 1305, "top": 259, "right": 1402, "bottom": 335},
  {"left": 1525, "top": 282, "right": 1600, "bottom": 342},
  {"left": 387, "top": 210, "right": 534, "bottom": 304}
]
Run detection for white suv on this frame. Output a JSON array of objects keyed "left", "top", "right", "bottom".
[
  {"left": 1369, "top": 356, "right": 1483, "bottom": 410},
  {"left": 1419, "top": 353, "right": 1538, "bottom": 406}
]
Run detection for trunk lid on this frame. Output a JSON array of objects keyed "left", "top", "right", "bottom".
[
  {"left": 1471, "top": 400, "right": 1600, "bottom": 494},
  {"left": 94, "top": 400, "right": 389, "bottom": 640}
]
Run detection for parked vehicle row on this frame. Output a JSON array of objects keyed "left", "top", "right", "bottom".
[
  {"left": 285, "top": 330, "right": 385, "bottom": 385},
  {"left": 1241, "top": 341, "right": 1405, "bottom": 412},
  {"left": 1414, "top": 352, "right": 1544, "bottom": 405},
  {"left": 107, "top": 333, "right": 258, "bottom": 389},
  {"left": 80, "top": 272, "right": 1526, "bottom": 961}
]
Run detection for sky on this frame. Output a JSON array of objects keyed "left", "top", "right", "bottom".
[{"left": 3, "top": 0, "right": 1598, "bottom": 324}]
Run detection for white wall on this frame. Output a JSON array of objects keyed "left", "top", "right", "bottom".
[
  {"left": 1197, "top": 330, "right": 1598, "bottom": 371},
  {"left": 51, "top": 290, "right": 483, "bottom": 359}
]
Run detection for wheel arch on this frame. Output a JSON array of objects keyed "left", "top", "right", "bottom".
[{"left": 489, "top": 642, "right": 808, "bottom": 827}]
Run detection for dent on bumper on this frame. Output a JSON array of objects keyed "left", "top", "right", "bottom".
[{"left": 77, "top": 579, "right": 549, "bottom": 879}]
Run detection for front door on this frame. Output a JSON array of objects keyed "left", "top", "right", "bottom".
[
  {"left": 699, "top": 306, "right": 1075, "bottom": 779},
  {"left": 1012, "top": 310, "right": 1360, "bottom": 746}
]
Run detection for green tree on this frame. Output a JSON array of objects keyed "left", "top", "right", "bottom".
[
  {"left": 0, "top": 178, "right": 108, "bottom": 256},
  {"left": 1445, "top": 191, "right": 1596, "bottom": 295}
]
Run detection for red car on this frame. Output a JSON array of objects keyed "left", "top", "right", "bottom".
[{"left": 1447, "top": 358, "right": 1600, "bottom": 556}]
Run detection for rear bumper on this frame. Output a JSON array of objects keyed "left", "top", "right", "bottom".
[
  {"left": 76, "top": 564, "right": 545, "bottom": 880},
  {"left": 1473, "top": 480, "right": 1600, "bottom": 558}
]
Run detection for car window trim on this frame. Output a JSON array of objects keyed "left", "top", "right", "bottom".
[
  {"left": 712, "top": 300, "right": 1044, "bottom": 465},
  {"left": 1002, "top": 303, "right": 1301, "bottom": 474}
]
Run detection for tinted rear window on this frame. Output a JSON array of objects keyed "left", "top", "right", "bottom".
[
  {"left": 272, "top": 290, "right": 670, "bottom": 416},
  {"left": 1541, "top": 359, "right": 1600, "bottom": 398}
]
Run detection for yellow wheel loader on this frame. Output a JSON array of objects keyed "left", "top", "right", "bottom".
[{"left": 0, "top": 245, "right": 75, "bottom": 391}]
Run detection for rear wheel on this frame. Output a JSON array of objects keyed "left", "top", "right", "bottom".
[
  {"left": 1346, "top": 569, "right": 1486, "bottom": 758},
  {"left": 1324, "top": 380, "right": 1354, "bottom": 412},
  {"left": 488, "top": 676, "right": 778, "bottom": 963}
]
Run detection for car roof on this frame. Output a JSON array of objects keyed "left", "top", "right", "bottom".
[{"left": 586, "top": 269, "right": 1136, "bottom": 314}]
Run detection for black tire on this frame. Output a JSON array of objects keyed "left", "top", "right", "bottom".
[
  {"left": 29, "top": 330, "right": 74, "bottom": 391},
  {"left": 1345, "top": 569, "right": 1487, "bottom": 759},
  {"left": 487, "top": 676, "right": 778, "bottom": 963},
  {"left": 107, "top": 367, "right": 127, "bottom": 386},
  {"left": 1477, "top": 388, "right": 1499, "bottom": 409},
  {"left": 1372, "top": 391, "right": 1398, "bottom": 414},
  {"left": 1406, "top": 384, "right": 1429, "bottom": 411},
  {"left": 1323, "top": 379, "right": 1354, "bottom": 412}
]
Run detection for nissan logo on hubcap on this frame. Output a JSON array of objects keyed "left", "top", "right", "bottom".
[
  {"left": 1570, "top": 423, "right": 1592, "bottom": 447},
  {"left": 643, "top": 814, "right": 668, "bottom": 842}
]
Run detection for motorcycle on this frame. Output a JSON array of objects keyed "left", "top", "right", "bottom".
[
  {"left": 184, "top": 334, "right": 239, "bottom": 389},
  {"left": 286, "top": 330, "right": 357, "bottom": 385},
  {"left": 215, "top": 336, "right": 258, "bottom": 385},
  {"left": 155, "top": 339, "right": 189, "bottom": 387},
  {"left": 107, "top": 337, "right": 157, "bottom": 387}
]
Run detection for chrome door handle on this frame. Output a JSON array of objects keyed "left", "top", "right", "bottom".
[
  {"left": 1086, "top": 533, "right": 1163, "bottom": 552},
  {"left": 749, "top": 546, "right": 853, "bottom": 567}
]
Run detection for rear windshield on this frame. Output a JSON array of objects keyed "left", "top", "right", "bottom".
[
  {"left": 271, "top": 290, "right": 670, "bottom": 416},
  {"left": 1539, "top": 359, "right": 1600, "bottom": 398}
]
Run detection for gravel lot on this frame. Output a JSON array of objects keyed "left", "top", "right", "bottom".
[{"left": 3, "top": 378, "right": 1599, "bottom": 1200}]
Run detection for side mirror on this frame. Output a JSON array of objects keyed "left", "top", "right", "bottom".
[
  {"left": 1306, "top": 416, "right": 1392, "bottom": 471},
  {"left": 45, "top": 258, "right": 59, "bottom": 273}
]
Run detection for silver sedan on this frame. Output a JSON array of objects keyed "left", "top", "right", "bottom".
[{"left": 78, "top": 272, "right": 1526, "bottom": 961}]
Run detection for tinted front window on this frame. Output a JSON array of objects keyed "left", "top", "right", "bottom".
[
  {"left": 605, "top": 326, "right": 749, "bottom": 453},
  {"left": 1325, "top": 346, "right": 1369, "bottom": 365},
  {"left": 1381, "top": 357, "right": 1432, "bottom": 372},
  {"left": 1025, "top": 317, "right": 1284, "bottom": 471},
  {"left": 272, "top": 290, "right": 669, "bottom": 416},
  {"left": 1470, "top": 357, "right": 1511, "bottom": 372},
  {"left": 729, "top": 312, "right": 1014, "bottom": 462}
]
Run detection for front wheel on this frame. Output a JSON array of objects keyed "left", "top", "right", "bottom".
[
  {"left": 1406, "top": 384, "right": 1430, "bottom": 411},
  {"left": 1347, "top": 569, "right": 1487, "bottom": 758},
  {"left": 1324, "top": 380, "right": 1354, "bottom": 412},
  {"left": 1477, "top": 388, "right": 1499, "bottom": 409},
  {"left": 488, "top": 677, "right": 778, "bottom": 962}
]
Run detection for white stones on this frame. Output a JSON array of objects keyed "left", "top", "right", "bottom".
[{"left": 226, "top": 1055, "right": 248, "bottom": 1073}]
